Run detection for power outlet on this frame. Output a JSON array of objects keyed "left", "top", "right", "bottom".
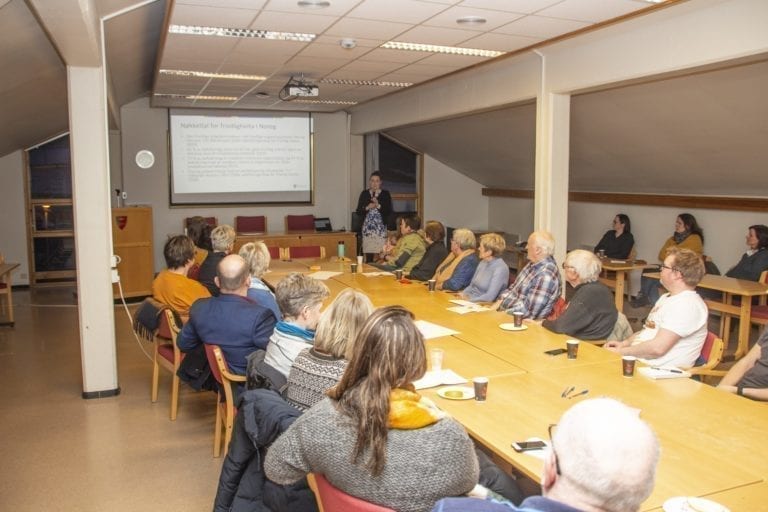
[{"left": 111, "top": 268, "right": 120, "bottom": 283}]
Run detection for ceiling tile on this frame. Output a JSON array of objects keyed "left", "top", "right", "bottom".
[
  {"left": 250, "top": 10, "right": 338, "bottom": 33},
  {"left": 297, "top": 41, "right": 371, "bottom": 59},
  {"left": 424, "top": 5, "right": 525, "bottom": 30},
  {"left": 324, "top": 18, "right": 411, "bottom": 40},
  {"left": 163, "top": 34, "right": 239, "bottom": 60},
  {"left": 170, "top": 4, "right": 260, "bottom": 27},
  {"left": 313, "top": 35, "right": 385, "bottom": 48},
  {"left": 359, "top": 48, "right": 431, "bottom": 65},
  {"left": 347, "top": 0, "right": 449, "bottom": 24},
  {"left": 396, "top": 25, "right": 479, "bottom": 46},
  {"left": 416, "top": 53, "right": 487, "bottom": 68},
  {"left": 262, "top": 0, "right": 364, "bottom": 16},
  {"left": 462, "top": 31, "right": 540, "bottom": 51},
  {"left": 496, "top": 14, "right": 590, "bottom": 38},
  {"left": 536, "top": 0, "right": 646, "bottom": 23},
  {"left": 176, "top": 0, "right": 267, "bottom": 8},
  {"left": 458, "top": 0, "right": 562, "bottom": 14}
]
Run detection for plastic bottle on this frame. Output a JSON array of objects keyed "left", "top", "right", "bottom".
[{"left": 337, "top": 241, "right": 345, "bottom": 259}]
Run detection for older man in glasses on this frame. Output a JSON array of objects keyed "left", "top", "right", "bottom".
[
  {"left": 432, "top": 398, "right": 660, "bottom": 512},
  {"left": 604, "top": 247, "right": 707, "bottom": 369}
]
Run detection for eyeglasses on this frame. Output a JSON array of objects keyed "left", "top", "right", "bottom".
[
  {"left": 548, "top": 423, "right": 561, "bottom": 475},
  {"left": 659, "top": 263, "right": 679, "bottom": 273},
  {"left": 561, "top": 263, "right": 575, "bottom": 271}
]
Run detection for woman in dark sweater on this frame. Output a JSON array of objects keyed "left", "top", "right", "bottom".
[
  {"left": 542, "top": 250, "right": 617, "bottom": 340},
  {"left": 725, "top": 224, "right": 768, "bottom": 282},
  {"left": 408, "top": 220, "right": 448, "bottom": 281},
  {"left": 594, "top": 213, "right": 634, "bottom": 259}
]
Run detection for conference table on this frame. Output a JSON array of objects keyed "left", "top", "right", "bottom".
[
  {"left": 264, "top": 258, "right": 767, "bottom": 510},
  {"left": 598, "top": 258, "right": 652, "bottom": 311},
  {"left": 646, "top": 272, "right": 768, "bottom": 358}
]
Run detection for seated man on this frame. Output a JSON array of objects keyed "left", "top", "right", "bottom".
[
  {"left": 494, "top": 231, "right": 562, "bottom": 319},
  {"left": 373, "top": 215, "right": 426, "bottom": 274},
  {"left": 605, "top": 247, "right": 707, "bottom": 368},
  {"left": 264, "top": 272, "right": 330, "bottom": 377},
  {"left": 717, "top": 328, "right": 768, "bottom": 401},
  {"left": 178, "top": 254, "right": 276, "bottom": 375},
  {"left": 433, "top": 228, "right": 479, "bottom": 291},
  {"left": 198, "top": 224, "right": 236, "bottom": 296},
  {"left": 432, "top": 398, "right": 660, "bottom": 512},
  {"left": 152, "top": 235, "right": 210, "bottom": 320}
]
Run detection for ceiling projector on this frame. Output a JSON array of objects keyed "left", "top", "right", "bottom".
[{"left": 280, "top": 76, "right": 319, "bottom": 100}]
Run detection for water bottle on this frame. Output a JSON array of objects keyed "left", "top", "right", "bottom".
[{"left": 337, "top": 241, "right": 345, "bottom": 259}]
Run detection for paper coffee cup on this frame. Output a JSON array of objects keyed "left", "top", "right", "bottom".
[
  {"left": 430, "top": 348, "right": 444, "bottom": 372},
  {"left": 622, "top": 356, "right": 637, "bottom": 377},
  {"left": 566, "top": 339, "right": 579, "bottom": 359},
  {"left": 428, "top": 279, "right": 436, "bottom": 291},
  {"left": 473, "top": 377, "right": 488, "bottom": 401}
]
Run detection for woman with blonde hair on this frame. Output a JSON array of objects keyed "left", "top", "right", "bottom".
[
  {"left": 461, "top": 233, "right": 509, "bottom": 302},
  {"left": 285, "top": 288, "right": 374, "bottom": 411},
  {"left": 239, "top": 241, "right": 281, "bottom": 320},
  {"left": 265, "top": 306, "right": 479, "bottom": 512}
]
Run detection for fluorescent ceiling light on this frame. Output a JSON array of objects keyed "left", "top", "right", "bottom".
[
  {"left": 293, "top": 99, "right": 358, "bottom": 105},
  {"left": 169, "top": 24, "right": 316, "bottom": 42},
  {"left": 456, "top": 16, "right": 487, "bottom": 26},
  {"left": 160, "top": 69, "right": 267, "bottom": 81},
  {"left": 154, "top": 93, "right": 238, "bottom": 101},
  {"left": 297, "top": 0, "right": 331, "bottom": 8},
  {"left": 381, "top": 41, "right": 503, "bottom": 58},
  {"left": 320, "top": 78, "right": 412, "bottom": 88}
]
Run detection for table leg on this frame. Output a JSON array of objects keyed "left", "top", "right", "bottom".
[
  {"left": 736, "top": 299, "right": 752, "bottom": 359},
  {"left": 720, "top": 291, "right": 731, "bottom": 344},
  {"left": 614, "top": 270, "right": 625, "bottom": 312}
]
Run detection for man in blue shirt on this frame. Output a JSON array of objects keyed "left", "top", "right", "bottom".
[{"left": 178, "top": 254, "right": 276, "bottom": 375}]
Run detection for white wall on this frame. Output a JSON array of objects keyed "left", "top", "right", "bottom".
[
  {"left": 423, "top": 154, "right": 488, "bottom": 231},
  {"left": 120, "top": 98, "right": 352, "bottom": 271},
  {"left": 488, "top": 197, "right": 535, "bottom": 244},
  {"left": 0, "top": 150, "right": 30, "bottom": 285}
]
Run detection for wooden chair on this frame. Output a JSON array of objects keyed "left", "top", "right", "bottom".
[
  {"left": 307, "top": 473, "right": 396, "bottom": 512},
  {"left": 267, "top": 246, "right": 282, "bottom": 260},
  {"left": 688, "top": 331, "right": 726, "bottom": 383},
  {"left": 285, "top": 214, "right": 315, "bottom": 232},
  {"left": 235, "top": 215, "right": 267, "bottom": 234},
  {"left": 286, "top": 246, "right": 325, "bottom": 259},
  {"left": 204, "top": 344, "right": 245, "bottom": 458},
  {"left": 749, "top": 270, "right": 768, "bottom": 330},
  {"left": 151, "top": 308, "right": 185, "bottom": 420},
  {"left": 184, "top": 216, "right": 217, "bottom": 230}
]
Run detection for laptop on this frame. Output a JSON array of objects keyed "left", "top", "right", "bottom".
[{"left": 314, "top": 217, "right": 332, "bottom": 232}]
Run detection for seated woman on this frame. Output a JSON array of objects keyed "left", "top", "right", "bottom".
[
  {"left": 265, "top": 306, "right": 480, "bottom": 512},
  {"left": 151, "top": 235, "right": 210, "bottom": 320},
  {"left": 541, "top": 250, "right": 618, "bottom": 340},
  {"left": 408, "top": 220, "right": 449, "bottom": 281},
  {"left": 461, "top": 233, "right": 509, "bottom": 302},
  {"left": 239, "top": 241, "right": 281, "bottom": 321},
  {"left": 285, "top": 288, "right": 374, "bottom": 411},
  {"left": 433, "top": 228, "right": 479, "bottom": 291},
  {"left": 632, "top": 212, "right": 704, "bottom": 307},
  {"left": 725, "top": 224, "right": 768, "bottom": 282},
  {"left": 374, "top": 215, "right": 427, "bottom": 274},
  {"left": 186, "top": 216, "right": 212, "bottom": 266},
  {"left": 264, "top": 273, "right": 330, "bottom": 378},
  {"left": 594, "top": 213, "right": 634, "bottom": 259}
]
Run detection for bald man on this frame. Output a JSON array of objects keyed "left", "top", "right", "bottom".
[
  {"left": 178, "top": 254, "right": 276, "bottom": 375},
  {"left": 432, "top": 398, "right": 660, "bottom": 512}
]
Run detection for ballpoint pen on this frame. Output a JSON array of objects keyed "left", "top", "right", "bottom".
[
  {"left": 561, "top": 385, "right": 575, "bottom": 398},
  {"left": 651, "top": 367, "right": 683, "bottom": 374},
  {"left": 568, "top": 389, "right": 589, "bottom": 399}
]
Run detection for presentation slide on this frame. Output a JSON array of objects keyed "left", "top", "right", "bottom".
[{"left": 169, "top": 109, "right": 313, "bottom": 205}]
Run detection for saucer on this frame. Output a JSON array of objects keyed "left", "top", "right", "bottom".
[
  {"left": 499, "top": 323, "right": 528, "bottom": 332},
  {"left": 662, "top": 497, "right": 729, "bottom": 512},
  {"left": 437, "top": 386, "right": 475, "bottom": 400}
]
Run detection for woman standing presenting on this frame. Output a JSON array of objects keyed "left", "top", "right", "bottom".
[{"left": 356, "top": 171, "right": 393, "bottom": 260}]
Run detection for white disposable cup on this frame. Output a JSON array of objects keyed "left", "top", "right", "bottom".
[
  {"left": 356, "top": 255, "right": 363, "bottom": 271},
  {"left": 430, "top": 348, "right": 444, "bottom": 372}
]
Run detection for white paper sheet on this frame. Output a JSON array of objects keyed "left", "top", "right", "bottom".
[
  {"left": 414, "top": 320, "right": 459, "bottom": 339},
  {"left": 362, "top": 271, "right": 394, "bottom": 277},
  {"left": 307, "top": 271, "right": 342, "bottom": 280},
  {"left": 413, "top": 369, "right": 468, "bottom": 390}
]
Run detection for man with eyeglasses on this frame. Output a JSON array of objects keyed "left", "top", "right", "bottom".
[
  {"left": 432, "top": 398, "right": 660, "bottom": 511},
  {"left": 604, "top": 247, "right": 707, "bottom": 368}
]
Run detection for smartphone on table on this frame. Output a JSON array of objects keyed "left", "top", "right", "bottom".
[
  {"left": 511, "top": 440, "right": 547, "bottom": 452},
  {"left": 544, "top": 348, "right": 567, "bottom": 356}
]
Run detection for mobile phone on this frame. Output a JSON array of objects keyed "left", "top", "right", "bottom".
[
  {"left": 544, "top": 348, "right": 567, "bottom": 356},
  {"left": 511, "top": 440, "right": 547, "bottom": 452}
]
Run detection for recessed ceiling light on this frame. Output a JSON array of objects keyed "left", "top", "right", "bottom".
[
  {"left": 159, "top": 69, "right": 266, "bottom": 81},
  {"left": 381, "top": 41, "right": 503, "bottom": 58},
  {"left": 292, "top": 99, "right": 358, "bottom": 105},
  {"left": 169, "top": 24, "right": 316, "bottom": 43},
  {"left": 320, "top": 78, "right": 412, "bottom": 88},
  {"left": 456, "top": 16, "right": 487, "bottom": 26},
  {"left": 297, "top": 0, "right": 330, "bottom": 8},
  {"left": 153, "top": 93, "right": 237, "bottom": 101}
]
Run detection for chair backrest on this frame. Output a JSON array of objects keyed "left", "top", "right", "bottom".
[
  {"left": 187, "top": 263, "right": 201, "bottom": 281},
  {"left": 307, "top": 473, "right": 395, "bottom": 512},
  {"left": 267, "top": 246, "right": 281, "bottom": 260},
  {"left": 286, "top": 246, "right": 325, "bottom": 259},
  {"left": 157, "top": 308, "right": 181, "bottom": 340},
  {"left": 285, "top": 214, "right": 315, "bottom": 232},
  {"left": 204, "top": 344, "right": 223, "bottom": 386},
  {"left": 695, "top": 331, "right": 724, "bottom": 369},
  {"left": 235, "top": 215, "right": 267, "bottom": 234}
]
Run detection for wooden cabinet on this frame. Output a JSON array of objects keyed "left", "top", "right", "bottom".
[{"left": 112, "top": 207, "right": 154, "bottom": 299}]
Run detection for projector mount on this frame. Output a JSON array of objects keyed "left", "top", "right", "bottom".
[{"left": 279, "top": 75, "right": 319, "bottom": 101}]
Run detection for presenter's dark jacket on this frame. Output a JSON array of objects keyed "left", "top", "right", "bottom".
[
  {"left": 355, "top": 189, "right": 393, "bottom": 227},
  {"left": 178, "top": 294, "right": 277, "bottom": 375}
]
